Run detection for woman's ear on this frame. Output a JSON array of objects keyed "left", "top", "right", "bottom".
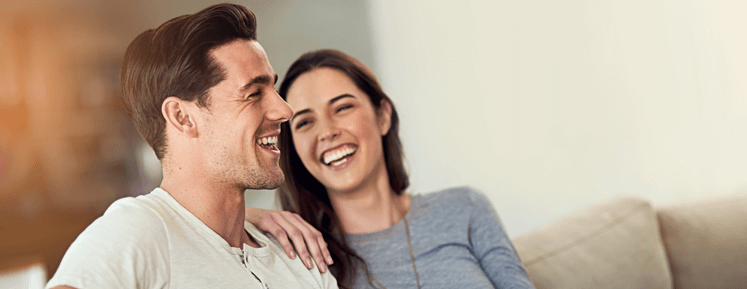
[
  {"left": 377, "top": 99, "right": 393, "bottom": 136},
  {"left": 162, "top": 96, "right": 198, "bottom": 138}
]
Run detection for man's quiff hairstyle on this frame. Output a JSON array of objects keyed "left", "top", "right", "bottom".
[{"left": 120, "top": 3, "right": 257, "bottom": 159}]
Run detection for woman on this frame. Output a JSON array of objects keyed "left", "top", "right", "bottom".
[{"left": 248, "top": 50, "right": 533, "bottom": 288}]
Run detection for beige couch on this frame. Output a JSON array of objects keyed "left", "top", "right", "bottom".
[{"left": 512, "top": 192, "right": 747, "bottom": 289}]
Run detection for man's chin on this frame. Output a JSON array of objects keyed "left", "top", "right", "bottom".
[{"left": 245, "top": 172, "right": 284, "bottom": 190}]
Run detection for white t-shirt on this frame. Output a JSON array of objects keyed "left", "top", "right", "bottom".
[{"left": 46, "top": 188, "right": 338, "bottom": 289}]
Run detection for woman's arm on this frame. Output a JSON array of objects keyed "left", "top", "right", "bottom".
[
  {"left": 467, "top": 191, "right": 535, "bottom": 288},
  {"left": 245, "top": 208, "right": 334, "bottom": 273}
]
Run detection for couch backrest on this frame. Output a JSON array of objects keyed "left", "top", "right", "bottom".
[
  {"left": 657, "top": 192, "right": 747, "bottom": 289},
  {"left": 513, "top": 196, "right": 672, "bottom": 289}
]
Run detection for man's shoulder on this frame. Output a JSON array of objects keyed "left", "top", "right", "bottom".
[
  {"left": 75, "top": 190, "right": 176, "bottom": 253},
  {"left": 69, "top": 189, "right": 183, "bottom": 254},
  {"left": 46, "top": 192, "right": 173, "bottom": 289},
  {"left": 98, "top": 192, "right": 169, "bottom": 230}
]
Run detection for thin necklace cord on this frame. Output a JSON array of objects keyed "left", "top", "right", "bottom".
[
  {"left": 367, "top": 218, "right": 421, "bottom": 289},
  {"left": 404, "top": 218, "right": 421, "bottom": 289}
]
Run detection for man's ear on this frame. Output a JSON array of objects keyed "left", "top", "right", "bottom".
[
  {"left": 162, "top": 96, "right": 198, "bottom": 138},
  {"left": 377, "top": 99, "right": 393, "bottom": 136}
]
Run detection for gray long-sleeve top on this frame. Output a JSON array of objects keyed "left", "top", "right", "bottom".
[{"left": 346, "top": 187, "right": 535, "bottom": 288}]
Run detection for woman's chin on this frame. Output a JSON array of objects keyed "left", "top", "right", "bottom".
[{"left": 322, "top": 178, "right": 363, "bottom": 196}]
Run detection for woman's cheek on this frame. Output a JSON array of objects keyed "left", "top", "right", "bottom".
[{"left": 293, "top": 136, "right": 314, "bottom": 170}]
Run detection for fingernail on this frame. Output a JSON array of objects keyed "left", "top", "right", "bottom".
[
  {"left": 320, "top": 262, "right": 327, "bottom": 273},
  {"left": 289, "top": 251, "right": 296, "bottom": 258},
  {"left": 305, "top": 258, "right": 312, "bottom": 268},
  {"left": 326, "top": 256, "right": 334, "bottom": 265}
]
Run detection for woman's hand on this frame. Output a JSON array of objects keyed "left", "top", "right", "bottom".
[{"left": 245, "top": 208, "right": 334, "bottom": 273}]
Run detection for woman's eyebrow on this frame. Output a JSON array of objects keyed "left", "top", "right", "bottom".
[
  {"left": 291, "top": 94, "right": 355, "bottom": 123},
  {"left": 328, "top": 94, "right": 354, "bottom": 105},
  {"left": 290, "top": 108, "right": 311, "bottom": 123}
]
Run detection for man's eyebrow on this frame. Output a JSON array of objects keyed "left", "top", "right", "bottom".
[{"left": 240, "top": 73, "right": 279, "bottom": 91}]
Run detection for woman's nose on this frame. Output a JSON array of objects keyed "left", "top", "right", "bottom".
[{"left": 317, "top": 121, "right": 341, "bottom": 142}]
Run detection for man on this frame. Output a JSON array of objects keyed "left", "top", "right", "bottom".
[{"left": 46, "top": 3, "right": 337, "bottom": 288}]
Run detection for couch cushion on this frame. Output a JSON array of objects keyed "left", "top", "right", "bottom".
[
  {"left": 513, "top": 196, "right": 672, "bottom": 289},
  {"left": 657, "top": 192, "right": 747, "bottom": 289}
]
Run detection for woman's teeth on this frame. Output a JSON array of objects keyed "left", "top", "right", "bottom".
[
  {"left": 323, "top": 146, "right": 356, "bottom": 165},
  {"left": 330, "top": 159, "right": 347, "bottom": 166}
]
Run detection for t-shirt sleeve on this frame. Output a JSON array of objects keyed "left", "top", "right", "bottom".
[
  {"left": 467, "top": 189, "right": 535, "bottom": 289},
  {"left": 46, "top": 198, "right": 170, "bottom": 289},
  {"left": 261, "top": 229, "right": 339, "bottom": 289},
  {"left": 320, "top": 267, "right": 339, "bottom": 289}
]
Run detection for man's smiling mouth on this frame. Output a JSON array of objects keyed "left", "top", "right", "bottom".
[{"left": 257, "top": 136, "right": 279, "bottom": 151}]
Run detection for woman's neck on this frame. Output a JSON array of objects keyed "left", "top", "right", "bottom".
[{"left": 327, "top": 174, "right": 411, "bottom": 234}]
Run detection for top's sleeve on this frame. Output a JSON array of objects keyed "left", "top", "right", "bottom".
[
  {"left": 45, "top": 198, "right": 170, "bottom": 289},
  {"left": 467, "top": 189, "right": 535, "bottom": 289}
]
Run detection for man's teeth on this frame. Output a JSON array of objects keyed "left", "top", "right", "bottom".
[
  {"left": 323, "top": 147, "right": 356, "bottom": 165},
  {"left": 257, "top": 136, "right": 277, "bottom": 146}
]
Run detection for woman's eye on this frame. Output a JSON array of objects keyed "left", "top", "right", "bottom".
[
  {"left": 336, "top": 104, "right": 353, "bottom": 113},
  {"left": 295, "top": 120, "right": 311, "bottom": 130}
]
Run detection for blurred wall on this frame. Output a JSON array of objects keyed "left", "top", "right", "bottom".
[
  {"left": 368, "top": 0, "right": 747, "bottom": 236},
  {"left": 0, "top": 0, "right": 138, "bottom": 217},
  {"left": 0, "top": 0, "right": 155, "bottom": 278}
]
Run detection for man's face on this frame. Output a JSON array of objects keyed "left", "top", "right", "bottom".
[{"left": 197, "top": 39, "right": 292, "bottom": 190}]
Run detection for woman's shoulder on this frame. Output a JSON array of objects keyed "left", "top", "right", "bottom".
[{"left": 418, "top": 186, "right": 489, "bottom": 209}]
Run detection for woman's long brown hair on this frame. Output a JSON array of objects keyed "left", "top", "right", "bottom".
[{"left": 276, "top": 49, "right": 409, "bottom": 288}]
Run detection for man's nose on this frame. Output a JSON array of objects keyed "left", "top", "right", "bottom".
[{"left": 266, "top": 90, "right": 293, "bottom": 123}]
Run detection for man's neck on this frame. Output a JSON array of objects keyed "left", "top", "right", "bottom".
[
  {"left": 160, "top": 171, "right": 258, "bottom": 249},
  {"left": 328, "top": 166, "right": 410, "bottom": 234}
]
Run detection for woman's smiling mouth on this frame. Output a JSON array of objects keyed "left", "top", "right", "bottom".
[{"left": 320, "top": 144, "right": 358, "bottom": 166}]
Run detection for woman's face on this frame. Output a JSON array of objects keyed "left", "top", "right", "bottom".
[{"left": 286, "top": 67, "right": 391, "bottom": 194}]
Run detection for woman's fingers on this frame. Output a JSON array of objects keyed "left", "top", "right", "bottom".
[
  {"left": 247, "top": 209, "right": 331, "bottom": 273},
  {"left": 251, "top": 209, "right": 297, "bottom": 259},
  {"left": 285, "top": 213, "right": 331, "bottom": 272},
  {"left": 292, "top": 213, "right": 333, "bottom": 266},
  {"left": 270, "top": 213, "right": 312, "bottom": 266},
  {"left": 270, "top": 212, "right": 329, "bottom": 273}
]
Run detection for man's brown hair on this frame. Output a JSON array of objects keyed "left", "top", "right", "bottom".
[{"left": 120, "top": 3, "right": 257, "bottom": 159}]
